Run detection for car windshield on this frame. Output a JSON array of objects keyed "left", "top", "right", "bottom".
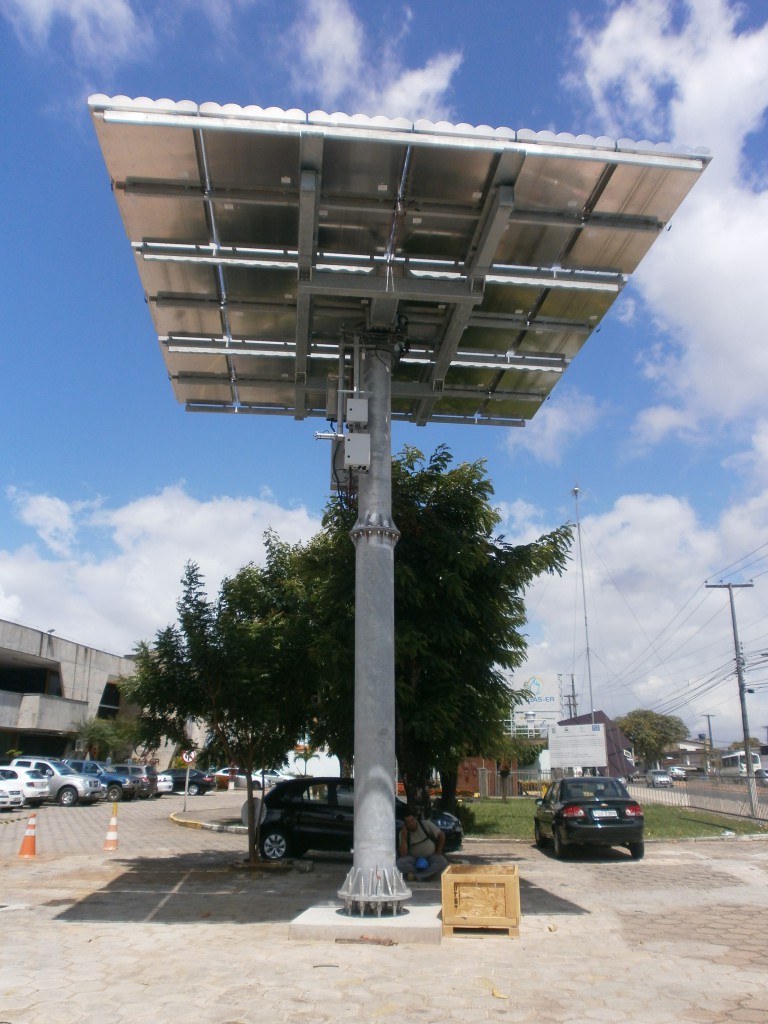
[
  {"left": 562, "top": 779, "right": 627, "bottom": 800},
  {"left": 58, "top": 765, "right": 77, "bottom": 775}
]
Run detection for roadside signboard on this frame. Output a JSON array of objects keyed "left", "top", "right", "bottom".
[{"left": 549, "top": 723, "right": 607, "bottom": 769}]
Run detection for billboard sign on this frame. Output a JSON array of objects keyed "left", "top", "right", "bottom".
[
  {"left": 510, "top": 675, "right": 561, "bottom": 733},
  {"left": 548, "top": 723, "right": 607, "bottom": 769}
]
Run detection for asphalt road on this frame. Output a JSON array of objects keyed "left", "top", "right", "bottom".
[{"left": 2, "top": 789, "right": 767, "bottom": 1024}]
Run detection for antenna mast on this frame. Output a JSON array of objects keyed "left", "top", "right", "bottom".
[{"left": 572, "top": 485, "right": 595, "bottom": 723}]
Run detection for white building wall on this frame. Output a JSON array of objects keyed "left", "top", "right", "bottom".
[{"left": 0, "top": 619, "right": 135, "bottom": 738}]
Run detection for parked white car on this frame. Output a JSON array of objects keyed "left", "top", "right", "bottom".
[
  {"left": 0, "top": 767, "right": 50, "bottom": 807},
  {"left": 155, "top": 771, "right": 174, "bottom": 795},
  {"left": 256, "top": 768, "right": 295, "bottom": 786},
  {"left": 0, "top": 775, "right": 25, "bottom": 808},
  {"left": 214, "top": 767, "right": 293, "bottom": 790}
]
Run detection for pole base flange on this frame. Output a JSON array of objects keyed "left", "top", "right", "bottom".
[{"left": 337, "top": 865, "right": 412, "bottom": 916}]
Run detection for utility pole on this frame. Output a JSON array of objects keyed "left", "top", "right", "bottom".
[
  {"left": 702, "top": 714, "right": 716, "bottom": 771},
  {"left": 705, "top": 582, "right": 757, "bottom": 817}
]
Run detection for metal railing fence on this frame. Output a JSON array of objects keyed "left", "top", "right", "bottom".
[{"left": 472, "top": 769, "right": 768, "bottom": 822}]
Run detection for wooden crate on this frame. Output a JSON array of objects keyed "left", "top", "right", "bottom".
[{"left": 441, "top": 863, "right": 520, "bottom": 938}]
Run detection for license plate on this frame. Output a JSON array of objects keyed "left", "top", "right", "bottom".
[{"left": 592, "top": 809, "right": 618, "bottom": 818}]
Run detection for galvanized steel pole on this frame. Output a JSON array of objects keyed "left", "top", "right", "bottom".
[{"left": 338, "top": 341, "right": 410, "bottom": 913}]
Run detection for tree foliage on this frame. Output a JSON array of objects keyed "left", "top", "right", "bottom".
[
  {"left": 303, "top": 445, "right": 572, "bottom": 813},
  {"left": 75, "top": 715, "right": 137, "bottom": 761},
  {"left": 727, "top": 738, "right": 760, "bottom": 751},
  {"left": 615, "top": 709, "right": 689, "bottom": 766},
  {"left": 120, "top": 535, "right": 313, "bottom": 861}
]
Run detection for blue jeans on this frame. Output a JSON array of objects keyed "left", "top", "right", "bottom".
[{"left": 396, "top": 853, "right": 448, "bottom": 880}]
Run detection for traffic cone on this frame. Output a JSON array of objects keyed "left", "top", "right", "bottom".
[
  {"left": 18, "top": 812, "right": 37, "bottom": 858},
  {"left": 103, "top": 802, "right": 119, "bottom": 852}
]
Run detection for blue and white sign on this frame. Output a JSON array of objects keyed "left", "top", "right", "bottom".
[{"left": 510, "top": 674, "right": 562, "bottom": 734}]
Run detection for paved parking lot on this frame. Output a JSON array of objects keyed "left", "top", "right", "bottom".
[{"left": 2, "top": 790, "right": 768, "bottom": 1024}]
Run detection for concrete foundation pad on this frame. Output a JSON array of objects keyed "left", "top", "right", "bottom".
[{"left": 289, "top": 901, "right": 443, "bottom": 944}]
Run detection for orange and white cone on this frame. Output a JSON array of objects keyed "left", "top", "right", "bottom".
[
  {"left": 103, "top": 802, "right": 119, "bottom": 852},
  {"left": 18, "top": 812, "right": 37, "bottom": 858}
]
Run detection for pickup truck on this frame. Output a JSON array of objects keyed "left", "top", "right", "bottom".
[
  {"left": 64, "top": 759, "right": 139, "bottom": 802},
  {"left": 11, "top": 756, "right": 106, "bottom": 806}
]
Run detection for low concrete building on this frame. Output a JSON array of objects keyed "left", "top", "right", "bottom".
[{"left": 0, "top": 618, "right": 135, "bottom": 758}]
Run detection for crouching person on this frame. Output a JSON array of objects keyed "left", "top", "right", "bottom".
[{"left": 396, "top": 809, "right": 448, "bottom": 881}]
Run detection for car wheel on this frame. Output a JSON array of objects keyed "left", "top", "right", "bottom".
[
  {"left": 553, "top": 826, "right": 568, "bottom": 859},
  {"left": 106, "top": 785, "right": 122, "bottom": 802},
  {"left": 187, "top": 783, "right": 201, "bottom": 796},
  {"left": 629, "top": 841, "right": 645, "bottom": 860},
  {"left": 261, "top": 828, "right": 290, "bottom": 860},
  {"left": 58, "top": 786, "right": 79, "bottom": 807},
  {"left": 534, "top": 820, "right": 546, "bottom": 848}
]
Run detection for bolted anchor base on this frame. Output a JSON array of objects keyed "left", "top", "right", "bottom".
[{"left": 337, "top": 865, "right": 412, "bottom": 916}]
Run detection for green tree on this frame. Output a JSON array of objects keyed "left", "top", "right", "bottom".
[
  {"left": 728, "top": 738, "right": 760, "bottom": 751},
  {"left": 120, "top": 537, "right": 313, "bottom": 862},
  {"left": 303, "top": 445, "right": 572, "bottom": 815},
  {"left": 75, "top": 714, "right": 137, "bottom": 761},
  {"left": 615, "top": 709, "right": 689, "bottom": 767}
]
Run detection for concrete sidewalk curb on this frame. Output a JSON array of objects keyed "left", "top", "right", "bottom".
[{"left": 170, "top": 811, "right": 246, "bottom": 833}]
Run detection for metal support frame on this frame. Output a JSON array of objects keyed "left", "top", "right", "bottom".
[{"left": 337, "top": 330, "right": 411, "bottom": 915}]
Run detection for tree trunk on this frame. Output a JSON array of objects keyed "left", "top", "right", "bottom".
[
  {"left": 439, "top": 768, "right": 458, "bottom": 814},
  {"left": 244, "top": 775, "right": 260, "bottom": 863},
  {"left": 403, "top": 773, "right": 432, "bottom": 818}
]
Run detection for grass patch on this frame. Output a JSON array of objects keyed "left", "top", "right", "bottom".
[{"left": 457, "top": 797, "right": 768, "bottom": 842}]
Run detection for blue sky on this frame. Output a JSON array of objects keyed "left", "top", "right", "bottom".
[{"left": 2, "top": 0, "right": 768, "bottom": 749}]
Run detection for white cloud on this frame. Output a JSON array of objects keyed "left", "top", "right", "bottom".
[
  {"left": 1, "top": 485, "right": 321, "bottom": 655},
  {"left": 496, "top": 498, "right": 553, "bottom": 544},
  {"left": 631, "top": 403, "right": 698, "bottom": 448},
  {"left": 372, "top": 52, "right": 463, "bottom": 121},
  {"left": 517, "top": 489, "right": 768, "bottom": 746},
  {"left": 290, "top": 0, "right": 366, "bottom": 109},
  {"left": 2, "top": 0, "right": 152, "bottom": 67},
  {"left": 723, "top": 419, "right": 768, "bottom": 483},
  {"left": 288, "top": 0, "right": 461, "bottom": 119},
  {"left": 6, "top": 488, "right": 98, "bottom": 558},
  {"left": 505, "top": 389, "right": 606, "bottom": 465},
  {"left": 573, "top": 1, "right": 768, "bottom": 455}
]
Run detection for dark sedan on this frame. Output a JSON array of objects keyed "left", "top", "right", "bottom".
[
  {"left": 243, "top": 776, "right": 463, "bottom": 860},
  {"left": 163, "top": 768, "right": 215, "bottom": 795},
  {"left": 534, "top": 776, "right": 645, "bottom": 860}
]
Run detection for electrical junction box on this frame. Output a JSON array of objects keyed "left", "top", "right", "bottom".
[
  {"left": 346, "top": 398, "right": 368, "bottom": 427},
  {"left": 329, "top": 437, "right": 350, "bottom": 490},
  {"left": 344, "top": 432, "right": 370, "bottom": 471}
]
